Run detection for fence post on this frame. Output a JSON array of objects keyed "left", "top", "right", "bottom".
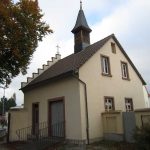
[{"left": 7, "top": 112, "right": 11, "bottom": 143}]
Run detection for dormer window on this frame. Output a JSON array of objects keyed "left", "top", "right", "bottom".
[
  {"left": 101, "top": 55, "right": 111, "bottom": 76},
  {"left": 121, "top": 61, "right": 129, "bottom": 80},
  {"left": 111, "top": 42, "right": 116, "bottom": 54}
]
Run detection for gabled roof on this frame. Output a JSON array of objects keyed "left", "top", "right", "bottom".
[{"left": 21, "top": 34, "right": 146, "bottom": 91}]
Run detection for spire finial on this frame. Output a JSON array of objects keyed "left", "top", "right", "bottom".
[{"left": 80, "top": 0, "right": 82, "bottom": 10}]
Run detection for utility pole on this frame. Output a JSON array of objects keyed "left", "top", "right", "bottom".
[{"left": 0, "top": 85, "right": 7, "bottom": 115}]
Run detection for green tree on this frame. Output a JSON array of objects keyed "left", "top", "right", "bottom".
[
  {"left": 0, "top": 95, "right": 17, "bottom": 114},
  {"left": 0, "top": 0, "right": 52, "bottom": 85},
  {"left": 0, "top": 97, "right": 7, "bottom": 115}
]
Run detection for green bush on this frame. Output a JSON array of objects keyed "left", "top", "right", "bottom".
[{"left": 134, "top": 124, "right": 150, "bottom": 150}]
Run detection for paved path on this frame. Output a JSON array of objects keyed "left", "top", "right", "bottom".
[
  {"left": 0, "top": 143, "right": 107, "bottom": 150},
  {"left": 0, "top": 145, "right": 15, "bottom": 150},
  {"left": 0, "top": 141, "right": 16, "bottom": 150}
]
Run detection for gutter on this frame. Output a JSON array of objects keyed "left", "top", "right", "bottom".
[{"left": 72, "top": 72, "right": 90, "bottom": 144}]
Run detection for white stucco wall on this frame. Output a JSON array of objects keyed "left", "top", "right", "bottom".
[
  {"left": 9, "top": 109, "right": 28, "bottom": 141},
  {"left": 79, "top": 82, "right": 87, "bottom": 140},
  {"left": 79, "top": 38, "right": 146, "bottom": 141},
  {"left": 143, "top": 86, "right": 150, "bottom": 108},
  {"left": 23, "top": 77, "right": 83, "bottom": 140},
  {"left": 9, "top": 38, "right": 146, "bottom": 142}
]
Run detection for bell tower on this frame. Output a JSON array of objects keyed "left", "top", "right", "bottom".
[{"left": 71, "top": 1, "right": 92, "bottom": 54}]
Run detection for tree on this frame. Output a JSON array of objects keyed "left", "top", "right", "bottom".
[
  {"left": 0, "top": 94, "right": 17, "bottom": 114},
  {"left": 0, "top": 0, "right": 52, "bottom": 85}
]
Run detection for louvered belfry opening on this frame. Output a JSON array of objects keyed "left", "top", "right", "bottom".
[{"left": 71, "top": 2, "right": 92, "bottom": 54}]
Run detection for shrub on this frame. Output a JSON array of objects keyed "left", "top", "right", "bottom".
[{"left": 134, "top": 124, "right": 150, "bottom": 150}]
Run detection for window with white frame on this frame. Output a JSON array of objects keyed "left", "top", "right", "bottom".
[
  {"left": 101, "top": 55, "right": 111, "bottom": 75},
  {"left": 125, "top": 98, "right": 133, "bottom": 111},
  {"left": 104, "top": 97, "right": 115, "bottom": 111},
  {"left": 121, "top": 62, "right": 129, "bottom": 79}
]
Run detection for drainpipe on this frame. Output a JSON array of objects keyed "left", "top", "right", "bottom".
[{"left": 72, "top": 72, "right": 90, "bottom": 144}]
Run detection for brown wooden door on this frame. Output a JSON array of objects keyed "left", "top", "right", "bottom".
[
  {"left": 48, "top": 100, "right": 65, "bottom": 137},
  {"left": 32, "top": 103, "right": 39, "bottom": 135}
]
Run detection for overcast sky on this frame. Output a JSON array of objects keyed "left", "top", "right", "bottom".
[{"left": 0, "top": 0, "right": 150, "bottom": 105}]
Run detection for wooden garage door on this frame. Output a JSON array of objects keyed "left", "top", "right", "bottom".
[{"left": 48, "top": 99, "right": 65, "bottom": 137}]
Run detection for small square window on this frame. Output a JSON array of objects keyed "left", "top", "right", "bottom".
[
  {"left": 125, "top": 98, "right": 133, "bottom": 111},
  {"left": 101, "top": 55, "right": 111, "bottom": 76},
  {"left": 111, "top": 42, "right": 116, "bottom": 54},
  {"left": 104, "top": 97, "right": 115, "bottom": 111},
  {"left": 121, "top": 61, "right": 129, "bottom": 80}
]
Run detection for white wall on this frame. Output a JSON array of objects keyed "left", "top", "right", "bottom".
[
  {"left": 9, "top": 37, "right": 146, "bottom": 142},
  {"left": 143, "top": 86, "right": 150, "bottom": 108},
  {"left": 79, "top": 38, "right": 146, "bottom": 140},
  {"left": 9, "top": 109, "right": 28, "bottom": 141},
  {"left": 23, "top": 77, "right": 83, "bottom": 140}
]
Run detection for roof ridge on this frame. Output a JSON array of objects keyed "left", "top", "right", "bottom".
[
  {"left": 54, "top": 34, "right": 115, "bottom": 61},
  {"left": 73, "top": 33, "right": 114, "bottom": 56},
  {"left": 21, "top": 34, "right": 114, "bottom": 90},
  {"left": 59, "top": 53, "right": 74, "bottom": 61},
  {"left": 88, "top": 33, "right": 114, "bottom": 48},
  {"left": 21, "top": 33, "right": 145, "bottom": 91}
]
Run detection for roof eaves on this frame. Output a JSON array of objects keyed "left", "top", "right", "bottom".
[
  {"left": 112, "top": 35, "right": 146, "bottom": 85},
  {"left": 21, "top": 70, "right": 74, "bottom": 92}
]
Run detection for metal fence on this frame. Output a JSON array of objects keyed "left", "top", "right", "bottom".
[
  {"left": 15, "top": 121, "right": 65, "bottom": 150},
  {"left": 16, "top": 121, "right": 65, "bottom": 141},
  {"left": 0, "top": 128, "right": 6, "bottom": 138}
]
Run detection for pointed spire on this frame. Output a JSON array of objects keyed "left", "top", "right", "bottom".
[
  {"left": 71, "top": 1, "right": 92, "bottom": 53},
  {"left": 71, "top": 1, "right": 91, "bottom": 33},
  {"left": 80, "top": 0, "right": 82, "bottom": 10}
]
